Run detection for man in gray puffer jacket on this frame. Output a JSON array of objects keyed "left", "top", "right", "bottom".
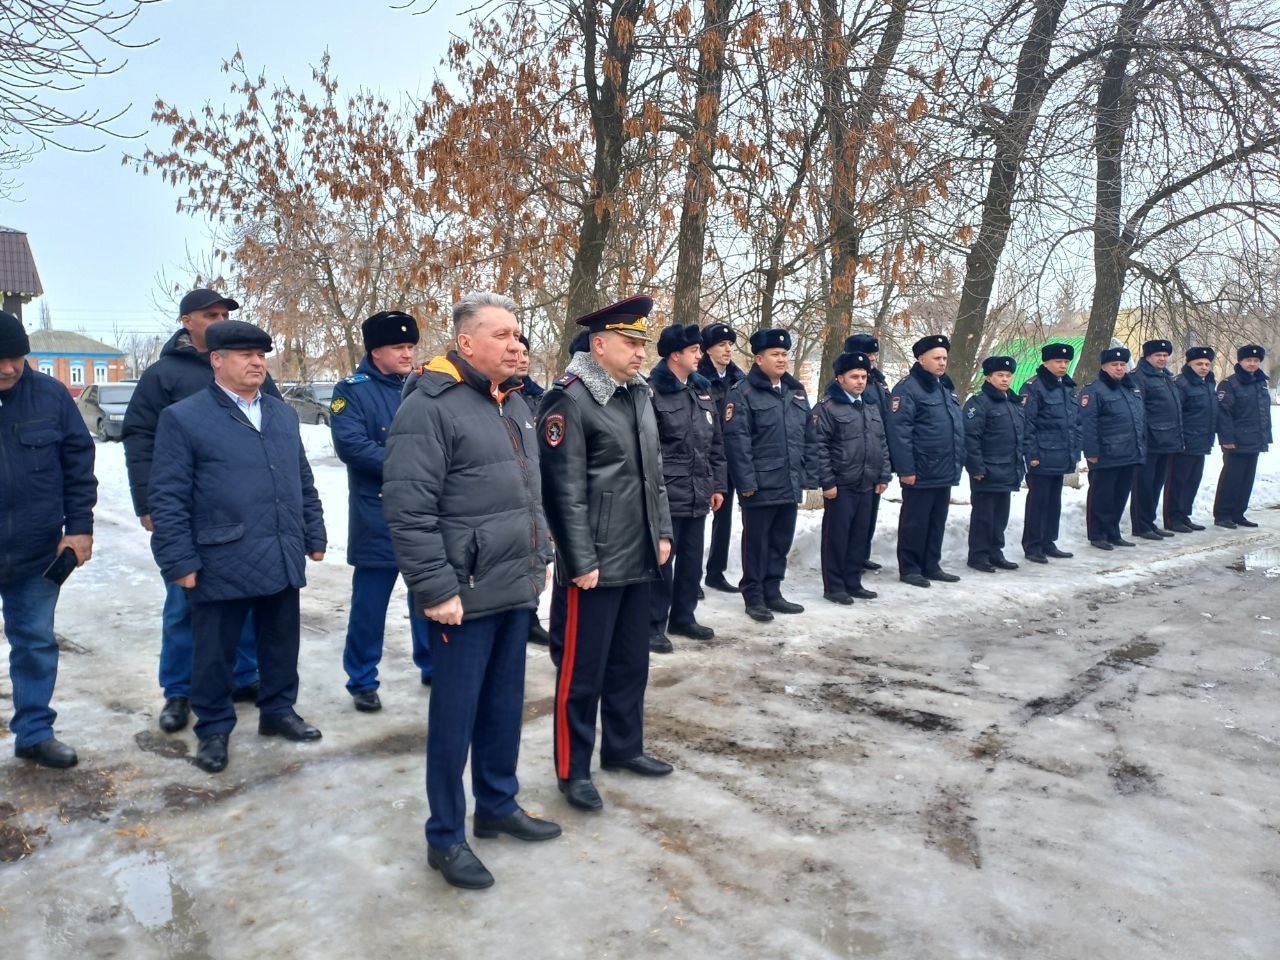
[{"left": 383, "top": 291, "right": 560, "bottom": 892}]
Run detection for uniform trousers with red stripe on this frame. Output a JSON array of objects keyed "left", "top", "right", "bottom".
[{"left": 548, "top": 579, "right": 650, "bottom": 781}]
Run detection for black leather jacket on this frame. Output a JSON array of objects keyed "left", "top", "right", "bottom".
[{"left": 538, "top": 352, "right": 674, "bottom": 586}]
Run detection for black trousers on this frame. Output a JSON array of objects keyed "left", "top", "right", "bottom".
[
  {"left": 862, "top": 491, "right": 882, "bottom": 563},
  {"left": 1086, "top": 465, "right": 1134, "bottom": 543},
  {"left": 897, "top": 485, "right": 951, "bottom": 577},
  {"left": 1164, "top": 454, "right": 1205, "bottom": 526},
  {"left": 650, "top": 514, "right": 707, "bottom": 633},
  {"left": 821, "top": 486, "right": 872, "bottom": 594},
  {"left": 1130, "top": 452, "right": 1171, "bottom": 533},
  {"left": 1214, "top": 451, "right": 1260, "bottom": 522},
  {"left": 1022, "top": 473, "right": 1065, "bottom": 555},
  {"left": 549, "top": 580, "right": 650, "bottom": 781},
  {"left": 190, "top": 587, "right": 300, "bottom": 739},
  {"left": 705, "top": 476, "right": 735, "bottom": 578},
  {"left": 739, "top": 503, "right": 798, "bottom": 606},
  {"left": 968, "top": 491, "right": 1011, "bottom": 564}
]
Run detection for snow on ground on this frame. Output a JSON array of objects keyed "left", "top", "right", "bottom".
[{"left": 1, "top": 412, "right": 1278, "bottom": 959}]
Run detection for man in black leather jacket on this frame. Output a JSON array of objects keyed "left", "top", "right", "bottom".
[{"left": 538, "top": 295, "right": 674, "bottom": 814}]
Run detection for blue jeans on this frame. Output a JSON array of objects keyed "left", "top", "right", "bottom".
[
  {"left": 159, "top": 581, "right": 258, "bottom": 698},
  {"left": 2, "top": 574, "right": 62, "bottom": 749},
  {"left": 343, "top": 566, "right": 432, "bottom": 692}
]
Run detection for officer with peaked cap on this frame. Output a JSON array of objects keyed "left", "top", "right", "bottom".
[
  {"left": 1213, "top": 344, "right": 1272, "bottom": 528},
  {"left": 538, "top": 295, "right": 675, "bottom": 813},
  {"left": 963, "top": 356, "right": 1025, "bottom": 572},
  {"left": 1079, "top": 346, "right": 1146, "bottom": 549},
  {"left": 886, "top": 334, "right": 964, "bottom": 588},
  {"left": 721, "top": 328, "right": 818, "bottom": 622},
  {"left": 698, "top": 322, "right": 746, "bottom": 593},
  {"left": 1130, "top": 338, "right": 1183, "bottom": 539},
  {"left": 330, "top": 310, "right": 432, "bottom": 711},
  {"left": 1165, "top": 346, "right": 1218, "bottom": 531},
  {"left": 844, "top": 332, "right": 892, "bottom": 571},
  {"left": 1019, "top": 342, "right": 1080, "bottom": 562}
]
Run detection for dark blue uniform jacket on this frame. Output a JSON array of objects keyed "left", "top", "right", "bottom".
[
  {"left": 1133, "top": 357, "right": 1183, "bottom": 454},
  {"left": 812, "top": 381, "right": 891, "bottom": 492},
  {"left": 1079, "top": 370, "right": 1147, "bottom": 468},
  {"left": 1216, "top": 365, "right": 1272, "bottom": 453},
  {"left": 963, "top": 381, "right": 1026, "bottom": 494},
  {"left": 886, "top": 363, "right": 964, "bottom": 488},
  {"left": 1173, "top": 364, "right": 1218, "bottom": 456},
  {"left": 722, "top": 365, "right": 818, "bottom": 507},
  {"left": 1019, "top": 365, "right": 1079, "bottom": 476}
]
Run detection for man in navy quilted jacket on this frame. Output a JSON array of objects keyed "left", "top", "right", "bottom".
[{"left": 149, "top": 320, "right": 327, "bottom": 774}]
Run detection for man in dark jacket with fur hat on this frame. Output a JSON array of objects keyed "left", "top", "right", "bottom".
[
  {"left": 1079, "top": 347, "right": 1146, "bottom": 549},
  {"left": 844, "top": 332, "right": 892, "bottom": 572},
  {"left": 383, "top": 292, "right": 560, "bottom": 891},
  {"left": 887, "top": 334, "right": 965, "bottom": 588},
  {"left": 1130, "top": 338, "right": 1183, "bottom": 539},
  {"left": 964, "top": 356, "right": 1025, "bottom": 572},
  {"left": 648, "top": 324, "right": 726, "bottom": 651},
  {"left": 1019, "top": 342, "right": 1080, "bottom": 563},
  {"left": 698, "top": 322, "right": 746, "bottom": 593},
  {"left": 722, "top": 328, "right": 818, "bottom": 622},
  {"left": 149, "top": 320, "right": 327, "bottom": 775},
  {"left": 1214, "top": 344, "right": 1272, "bottom": 528},
  {"left": 814, "top": 351, "right": 890, "bottom": 604},
  {"left": 1164, "top": 346, "right": 1218, "bottom": 532},
  {"left": 330, "top": 310, "right": 432, "bottom": 712}
]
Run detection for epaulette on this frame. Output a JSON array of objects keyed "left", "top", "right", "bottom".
[
  {"left": 343, "top": 373, "right": 370, "bottom": 384},
  {"left": 553, "top": 374, "right": 579, "bottom": 388}
]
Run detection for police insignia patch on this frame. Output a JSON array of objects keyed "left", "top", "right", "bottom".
[
  {"left": 330, "top": 397, "right": 347, "bottom": 414},
  {"left": 724, "top": 402, "right": 735, "bottom": 422},
  {"left": 1079, "top": 394, "right": 1089, "bottom": 407},
  {"left": 890, "top": 396, "right": 902, "bottom": 413},
  {"left": 966, "top": 406, "right": 976, "bottom": 419},
  {"left": 705, "top": 410, "right": 713, "bottom": 424},
  {"left": 543, "top": 413, "right": 566, "bottom": 447},
  {"left": 1021, "top": 394, "right": 1029, "bottom": 406}
]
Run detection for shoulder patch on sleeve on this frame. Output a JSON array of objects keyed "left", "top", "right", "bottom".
[
  {"left": 1079, "top": 393, "right": 1089, "bottom": 407},
  {"left": 543, "top": 413, "right": 566, "bottom": 447},
  {"left": 343, "top": 373, "right": 370, "bottom": 384},
  {"left": 724, "top": 401, "right": 735, "bottom": 422},
  {"left": 329, "top": 396, "right": 348, "bottom": 415},
  {"left": 1021, "top": 394, "right": 1029, "bottom": 406},
  {"left": 890, "top": 395, "right": 902, "bottom": 413},
  {"left": 965, "top": 404, "right": 976, "bottom": 419}
]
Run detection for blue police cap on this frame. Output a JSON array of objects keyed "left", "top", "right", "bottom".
[{"left": 749, "top": 328, "right": 791, "bottom": 354}]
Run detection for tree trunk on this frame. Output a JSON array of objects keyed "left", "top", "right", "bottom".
[{"left": 950, "top": 0, "right": 1069, "bottom": 386}]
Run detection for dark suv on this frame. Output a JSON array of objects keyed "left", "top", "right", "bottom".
[
  {"left": 283, "top": 382, "right": 337, "bottom": 425},
  {"left": 76, "top": 382, "right": 137, "bottom": 441}
]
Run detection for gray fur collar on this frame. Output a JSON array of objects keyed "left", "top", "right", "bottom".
[{"left": 566, "top": 351, "right": 648, "bottom": 406}]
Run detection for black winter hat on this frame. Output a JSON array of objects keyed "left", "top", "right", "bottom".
[
  {"left": 179, "top": 288, "right": 240, "bottom": 319},
  {"left": 750, "top": 328, "right": 792, "bottom": 354},
  {"left": 518, "top": 334, "right": 530, "bottom": 350},
  {"left": 0, "top": 309, "right": 30, "bottom": 358},
  {"left": 205, "top": 320, "right": 273, "bottom": 353},
  {"left": 657, "top": 323, "right": 702, "bottom": 357},
  {"left": 1041, "top": 342, "right": 1074, "bottom": 362},
  {"left": 701, "top": 322, "right": 737, "bottom": 349},
  {"left": 1237, "top": 344, "right": 1266, "bottom": 361},
  {"left": 569, "top": 330, "right": 591, "bottom": 354},
  {"left": 982, "top": 356, "right": 1016, "bottom": 376},
  {"left": 1185, "top": 346, "right": 1215, "bottom": 362},
  {"left": 1100, "top": 346, "right": 1131, "bottom": 364},
  {"left": 912, "top": 334, "right": 950, "bottom": 357},
  {"left": 844, "top": 333, "right": 879, "bottom": 354},
  {"left": 362, "top": 310, "right": 419, "bottom": 352},
  {"left": 834, "top": 351, "right": 871, "bottom": 375},
  {"left": 1142, "top": 338, "right": 1174, "bottom": 357}
]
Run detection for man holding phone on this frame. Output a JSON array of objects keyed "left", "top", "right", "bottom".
[{"left": 0, "top": 310, "right": 97, "bottom": 769}]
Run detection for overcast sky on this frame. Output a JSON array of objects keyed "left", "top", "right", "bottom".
[{"left": 1, "top": 0, "right": 465, "bottom": 342}]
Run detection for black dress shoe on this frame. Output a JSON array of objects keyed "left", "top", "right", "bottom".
[
  {"left": 351, "top": 689, "right": 382, "bottom": 713},
  {"left": 527, "top": 620, "right": 551, "bottom": 646},
  {"left": 427, "top": 841, "right": 494, "bottom": 889},
  {"left": 1135, "top": 530, "right": 1163, "bottom": 541},
  {"left": 649, "top": 634, "right": 674, "bottom": 654},
  {"left": 697, "top": 586, "right": 705, "bottom": 600},
  {"left": 1111, "top": 538, "right": 1136, "bottom": 547},
  {"left": 704, "top": 573, "right": 739, "bottom": 593},
  {"left": 1155, "top": 528, "right": 1175, "bottom": 537},
  {"left": 421, "top": 675, "right": 433, "bottom": 686},
  {"left": 159, "top": 696, "right": 190, "bottom": 733},
  {"left": 1214, "top": 518, "right": 1238, "bottom": 529},
  {"left": 602, "top": 754, "right": 674, "bottom": 777},
  {"left": 967, "top": 561, "right": 996, "bottom": 573},
  {"left": 900, "top": 573, "right": 931, "bottom": 588},
  {"left": 924, "top": 570, "right": 961, "bottom": 582},
  {"left": 744, "top": 605, "right": 774, "bottom": 622},
  {"left": 231, "top": 680, "right": 260, "bottom": 703},
  {"left": 1165, "top": 521, "right": 1194, "bottom": 533},
  {"left": 194, "top": 734, "right": 228, "bottom": 773},
  {"left": 765, "top": 597, "right": 804, "bottom": 614},
  {"left": 1235, "top": 516, "right": 1259, "bottom": 528},
  {"left": 474, "top": 808, "right": 562, "bottom": 842},
  {"left": 1090, "top": 539, "right": 1114, "bottom": 551},
  {"left": 1186, "top": 521, "right": 1206, "bottom": 531},
  {"left": 1025, "top": 553, "right": 1049, "bottom": 564},
  {"left": 863, "top": 560, "right": 882, "bottom": 571},
  {"left": 1044, "top": 546, "right": 1073, "bottom": 559},
  {"left": 15, "top": 737, "right": 78, "bottom": 769},
  {"left": 992, "top": 558, "right": 1019, "bottom": 570},
  {"left": 667, "top": 621, "right": 714, "bottom": 641},
  {"left": 558, "top": 778, "right": 603, "bottom": 811},
  {"left": 849, "top": 587, "right": 878, "bottom": 600},
  {"left": 824, "top": 591, "right": 854, "bottom": 605},
  {"left": 259, "top": 712, "right": 322, "bottom": 741}
]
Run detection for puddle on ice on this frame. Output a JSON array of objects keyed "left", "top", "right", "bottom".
[
  {"left": 108, "top": 851, "right": 211, "bottom": 958},
  {"left": 1234, "top": 547, "right": 1280, "bottom": 576}
]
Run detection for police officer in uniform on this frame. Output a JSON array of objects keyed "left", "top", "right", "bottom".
[
  {"left": 813, "top": 351, "right": 890, "bottom": 603},
  {"left": 1019, "top": 343, "right": 1079, "bottom": 563},
  {"left": 1079, "top": 347, "right": 1146, "bottom": 550},
  {"left": 538, "top": 296, "right": 674, "bottom": 813},
  {"left": 1164, "top": 346, "right": 1217, "bottom": 532},
  {"left": 648, "top": 323, "right": 726, "bottom": 651},
  {"left": 722, "top": 328, "right": 817, "bottom": 623},
  {"left": 1130, "top": 339, "right": 1183, "bottom": 540},
  {"left": 844, "top": 333, "right": 891, "bottom": 571},
  {"left": 698, "top": 322, "right": 745, "bottom": 593},
  {"left": 963, "top": 356, "right": 1025, "bottom": 572},
  {"left": 330, "top": 311, "right": 432, "bottom": 711},
  {"left": 1213, "top": 344, "right": 1272, "bottom": 528},
  {"left": 886, "top": 334, "right": 964, "bottom": 588}
]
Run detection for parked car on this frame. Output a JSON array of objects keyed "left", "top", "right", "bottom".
[
  {"left": 76, "top": 382, "right": 137, "bottom": 441},
  {"left": 283, "top": 381, "right": 337, "bottom": 425}
]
